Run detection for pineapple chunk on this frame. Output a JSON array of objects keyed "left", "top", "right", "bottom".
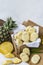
[
  {"left": 3, "top": 60, "right": 13, "bottom": 65},
  {"left": 16, "top": 39, "right": 23, "bottom": 46},
  {"left": 5, "top": 53, "right": 15, "bottom": 58},
  {"left": 13, "top": 57, "right": 21, "bottom": 64},
  {"left": 14, "top": 31, "right": 23, "bottom": 40},
  {"left": 0, "top": 42, "right": 13, "bottom": 54},
  {"left": 23, "top": 48, "right": 30, "bottom": 56},
  {"left": 22, "top": 31, "right": 29, "bottom": 42},
  {"left": 26, "top": 26, "right": 36, "bottom": 34},
  {"left": 20, "top": 52, "right": 29, "bottom": 62},
  {"left": 30, "top": 32, "right": 38, "bottom": 42}
]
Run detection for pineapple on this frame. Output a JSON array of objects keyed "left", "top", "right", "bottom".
[
  {"left": 0, "top": 26, "right": 12, "bottom": 44},
  {"left": 5, "top": 53, "right": 15, "bottom": 58},
  {"left": 0, "top": 17, "right": 17, "bottom": 44}
]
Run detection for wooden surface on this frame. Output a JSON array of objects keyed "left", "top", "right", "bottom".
[
  {"left": 22, "top": 20, "right": 43, "bottom": 65},
  {"left": 0, "top": 19, "right": 5, "bottom": 26},
  {"left": 29, "top": 53, "right": 43, "bottom": 65}
]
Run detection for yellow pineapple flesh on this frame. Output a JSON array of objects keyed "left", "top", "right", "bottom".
[{"left": 0, "top": 42, "right": 13, "bottom": 54}]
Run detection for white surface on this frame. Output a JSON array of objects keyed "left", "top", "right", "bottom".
[{"left": 0, "top": 0, "right": 43, "bottom": 26}]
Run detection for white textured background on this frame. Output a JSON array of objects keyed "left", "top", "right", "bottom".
[{"left": 0, "top": 0, "right": 43, "bottom": 26}]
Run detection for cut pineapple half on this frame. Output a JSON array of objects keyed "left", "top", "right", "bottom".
[
  {"left": 5, "top": 53, "right": 15, "bottom": 58},
  {"left": 0, "top": 42, "right": 13, "bottom": 54}
]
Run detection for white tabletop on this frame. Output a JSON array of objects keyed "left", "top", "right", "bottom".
[{"left": 0, "top": 0, "right": 43, "bottom": 27}]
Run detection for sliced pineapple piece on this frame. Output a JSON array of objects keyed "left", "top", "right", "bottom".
[
  {"left": 13, "top": 57, "right": 21, "bottom": 64},
  {"left": 3, "top": 60, "right": 13, "bottom": 65},
  {"left": 26, "top": 26, "right": 32, "bottom": 31},
  {"left": 5, "top": 53, "right": 15, "bottom": 58},
  {"left": 30, "top": 32, "right": 38, "bottom": 42},
  {"left": 0, "top": 42, "right": 13, "bottom": 54},
  {"left": 23, "top": 48, "right": 30, "bottom": 56},
  {"left": 20, "top": 52, "right": 29, "bottom": 62},
  {"left": 26, "top": 26, "right": 36, "bottom": 34},
  {"left": 14, "top": 31, "right": 23, "bottom": 40},
  {"left": 22, "top": 31, "right": 29, "bottom": 42},
  {"left": 16, "top": 39, "right": 23, "bottom": 46}
]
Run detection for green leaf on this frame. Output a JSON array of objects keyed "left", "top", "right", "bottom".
[{"left": 3, "top": 17, "right": 17, "bottom": 31}]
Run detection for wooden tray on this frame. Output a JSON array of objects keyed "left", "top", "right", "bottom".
[
  {"left": 0, "top": 19, "right": 5, "bottom": 26},
  {"left": 22, "top": 20, "right": 43, "bottom": 65}
]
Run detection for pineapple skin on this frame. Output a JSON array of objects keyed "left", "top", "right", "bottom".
[{"left": 0, "top": 26, "right": 12, "bottom": 44}]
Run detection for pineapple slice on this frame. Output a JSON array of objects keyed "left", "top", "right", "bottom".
[
  {"left": 3, "top": 60, "right": 13, "bottom": 65},
  {"left": 22, "top": 31, "right": 29, "bottom": 42},
  {"left": 5, "top": 53, "right": 15, "bottom": 58},
  {"left": 30, "top": 32, "right": 38, "bottom": 42},
  {"left": 20, "top": 52, "right": 29, "bottom": 62},
  {"left": 26, "top": 26, "right": 36, "bottom": 34},
  {"left": 16, "top": 39, "right": 23, "bottom": 46},
  {"left": 13, "top": 57, "right": 21, "bottom": 64},
  {"left": 23, "top": 48, "right": 30, "bottom": 56},
  {"left": 14, "top": 31, "right": 23, "bottom": 40},
  {"left": 0, "top": 42, "right": 13, "bottom": 54}
]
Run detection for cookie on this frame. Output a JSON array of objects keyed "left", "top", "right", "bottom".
[
  {"left": 26, "top": 26, "right": 36, "bottom": 34},
  {"left": 23, "top": 48, "right": 30, "bottom": 56},
  {"left": 22, "top": 31, "right": 29, "bottom": 42},
  {"left": 20, "top": 52, "right": 29, "bottom": 62},
  {"left": 30, "top": 32, "right": 38, "bottom": 42},
  {"left": 31, "top": 54, "right": 40, "bottom": 64}
]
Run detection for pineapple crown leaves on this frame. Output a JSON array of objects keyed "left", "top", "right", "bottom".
[{"left": 3, "top": 17, "right": 17, "bottom": 30}]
